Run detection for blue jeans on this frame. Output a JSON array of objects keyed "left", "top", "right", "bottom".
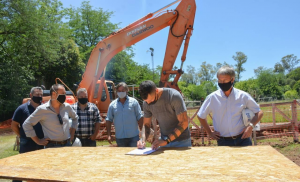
[
  {"left": 116, "top": 135, "right": 139, "bottom": 147},
  {"left": 45, "top": 140, "right": 71, "bottom": 148},
  {"left": 162, "top": 138, "right": 192, "bottom": 148},
  {"left": 217, "top": 136, "right": 252, "bottom": 146},
  {"left": 19, "top": 138, "right": 44, "bottom": 154}
]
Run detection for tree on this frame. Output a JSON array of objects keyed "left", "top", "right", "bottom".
[
  {"left": 235, "top": 79, "right": 261, "bottom": 99},
  {"left": 0, "top": 0, "right": 72, "bottom": 119},
  {"left": 197, "top": 61, "right": 216, "bottom": 83},
  {"left": 257, "top": 70, "right": 283, "bottom": 99},
  {"left": 105, "top": 48, "right": 155, "bottom": 86},
  {"left": 180, "top": 65, "right": 198, "bottom": 85},
  {"left": 286, "top": 67, "right": 300, "bottom": 81},
  {"left": 254, "top": 66, "right": 267, "bottom": 77},
  {"left": 67, "top": 1, "right": 118, "bottom": 63},
  {"left": 215, "top": 61, "right": 233, "bottom": 71},
  {"left": 201, "top": 81, "right": 217, "bottom": 96},
  {"left": 284, "top": 90, "right": 299, "bottom": 99},
  {"left": 280, "top": 54, "right": 300, "bottom": 73},
  {"left": 274, "top": 62, "right": 285, "bottom": 73},
  {"left": 293, "top": 80, "right": 300, "bottom": 95},
  {"left": 232, "top": 52, "right": 247, "bottom": 82},
  {"left": 41, "top": 39, "right": 85, "bottom": 89}
]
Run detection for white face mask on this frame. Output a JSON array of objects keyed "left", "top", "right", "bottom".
[{"left": 117, "top": 92, "right": 127, "bottom": 99}]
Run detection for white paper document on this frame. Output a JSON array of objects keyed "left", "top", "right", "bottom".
[{"left": 126, "top": 148, "right": 156, "bottom": 155}]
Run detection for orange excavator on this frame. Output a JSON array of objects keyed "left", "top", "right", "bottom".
[
  {"left": 22, "top": 0, "right": 196, "bottom": 115},
  {"left": 16, "top": 0, "right": 196, "bottom": 142},
  {"left": 78, "top": 0, "right": 196, "bottom": 114}
]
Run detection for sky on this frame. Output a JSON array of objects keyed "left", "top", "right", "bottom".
[{"left": 60, "top": 0, "right": 300, "bottom": 81}]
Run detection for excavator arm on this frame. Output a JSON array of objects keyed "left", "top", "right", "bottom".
[{"left": 78, "top": 0, "right": 196, "bottom": 104}]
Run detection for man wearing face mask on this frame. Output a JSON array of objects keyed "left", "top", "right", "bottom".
[
  {"left": 11, "top": 87, "right": 44, "bottom": 155},
  {"left": 137, "top": 80, "right": 191, "bottom": 149},
  {"left": 106, "top": 82, "right": 143, "bottom": 147},
  {"left": 71, "top": 88, "right": 101, "bottom": 147},
  {"left": 197, "top": 66, "right": 263, "bottom": 146},
  {"left": 23, "top": 84, "right": 78, "bottom": 148},
  {"left": 11, "top": 87, "right": 45, "bottom": 182}
]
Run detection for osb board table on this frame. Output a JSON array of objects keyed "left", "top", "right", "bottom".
[{"left": 0, "top": 146, "right": 299, "bottom": 182}]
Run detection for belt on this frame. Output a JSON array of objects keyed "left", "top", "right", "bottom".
[
  {"left": 219, "top": 134, "right": 243, "bottom": 140},
  {"left": 76, "top": 136, "right": 90, "bottom": 139},
  {"left": 48, "top": 139, "right": 70, "bottom": 145}
]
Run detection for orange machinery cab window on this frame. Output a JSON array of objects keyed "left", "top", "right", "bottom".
[{"left": 92, "top": 80, "right": 116, "bottom": 114}]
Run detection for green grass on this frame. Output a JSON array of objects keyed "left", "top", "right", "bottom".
[
  {"left": 187, "top": 105, "right": 300, "bottom": 127},
  {"left": 0, "top": 135, "right": 19, "bottom": 159}
]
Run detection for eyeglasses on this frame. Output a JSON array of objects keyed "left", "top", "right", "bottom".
[{"left": 57, "top": 114, "right": 63, "bottom": 125}]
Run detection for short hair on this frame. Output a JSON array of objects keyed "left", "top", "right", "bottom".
[
  {"left": 116, "top": 82, "right": 128, "bottom": 92},
  {"left": 50, "top": 84, "right": 64, "bottom": 96},
  {"left": 77, "top": 88, "right": 88, "bottom": 96},
  {"left": 139, "top": 80, "right": 156, "bottom": 100},
  {"left": 217, "top": 66, "right": 235, "bottom": 78},
  {"left": 30, "top": 87, "right": 43, "bottom": 95}
]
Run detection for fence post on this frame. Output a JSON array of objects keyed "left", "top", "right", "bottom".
[
  {"left": 201, "top": 126, "right": 204, "bottom": 145},
  {"left": 291, "top": 100, "right": 299, "bottom": 142},
  {"left": 272, "top": 103, "right": 276, "bottom": 126}
]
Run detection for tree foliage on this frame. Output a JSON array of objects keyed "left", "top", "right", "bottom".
[
  {"left": 198, "top": 61, "right": 216, "bottom": 83},
  {"left": 280, "top": 54, "right": 300, "bottom": 73},
  {"left": 67, "top": 1, "right": 118, "bottom": 64},
  {"left": 232, "top": 52, "right": 247, "bottom": 82},
  {"left": 0, "top": 0, "right": 84, "bottom": 119}
]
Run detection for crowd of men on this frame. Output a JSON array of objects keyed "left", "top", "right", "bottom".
[{"left": 12, "top": 65, "right": 263, "bottom": 161}]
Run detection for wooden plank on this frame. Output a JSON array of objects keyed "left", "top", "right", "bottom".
[{"left": 0, "top": 146, "right": 299, "bottom": 181}]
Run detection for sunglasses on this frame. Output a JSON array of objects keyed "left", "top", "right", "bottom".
[{"left": 57, "top": 114, "right": 63, "bottom": 125}]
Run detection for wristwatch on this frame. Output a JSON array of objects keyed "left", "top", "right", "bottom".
[
  {"left": 249, "top": 123, "right": 255, "bottom": 129},
  {"left": 163, "top": 136, "right": 171, "bottom": 144}
]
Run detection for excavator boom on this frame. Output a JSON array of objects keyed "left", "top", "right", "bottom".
[{"left": 78, "top": 0, "right": 196, "bottom": 109}]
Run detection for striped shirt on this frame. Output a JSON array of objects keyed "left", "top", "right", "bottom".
[{"left": 72, "top": 102, "right": 101, "bottom": 137}]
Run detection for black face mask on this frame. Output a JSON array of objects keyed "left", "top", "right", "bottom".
[
  {"left": 56, "top": 94, "right": 66, "bottom": 104},
  {"left": 31, "top": 96, "right": 42, "bottom": 105},
  {"left": 218, "top": 80, "right": 233, "bottom": 92},
  {"left": 78, "top": 98, "right": 88, "bottom": 105}
]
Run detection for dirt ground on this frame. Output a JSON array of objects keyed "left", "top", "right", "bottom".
[{"left": 257, "top": 136, "right": 300, "bottom": 166}]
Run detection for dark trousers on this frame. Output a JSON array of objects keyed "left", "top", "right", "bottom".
[
  {"left": 19, "top": 138, "right": 44, "bottom": 154},
  {"left": 116, "top": 135, "right": 139, "bottom": 147},
  {"left": 217, "top": 135, "right": 252, "bottom": 146},
  {"left": 78, "top": 138, "right": 96, "bottom": 147},
  {"left": 13, "top": 138, "right": 44, "bottom": 182}
]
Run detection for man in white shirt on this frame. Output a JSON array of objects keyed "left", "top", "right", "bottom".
[{"left": 197, "top": 66, "right": 263, "bottom": 146}]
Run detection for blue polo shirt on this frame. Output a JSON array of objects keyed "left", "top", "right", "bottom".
[
  {"left": 12, "top": 101, "right": 44, "bottom": 140},
  {"left": 106, "top": 96, "right": 143, "bottom": 139}
]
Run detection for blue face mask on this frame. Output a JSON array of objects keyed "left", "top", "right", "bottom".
[{"left": 117, "top": 92, "right": 127, "bottom": 99}]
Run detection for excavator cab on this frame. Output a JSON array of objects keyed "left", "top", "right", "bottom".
[{"left": 91, "top": 79, "right": 116, "bottom": 115}]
